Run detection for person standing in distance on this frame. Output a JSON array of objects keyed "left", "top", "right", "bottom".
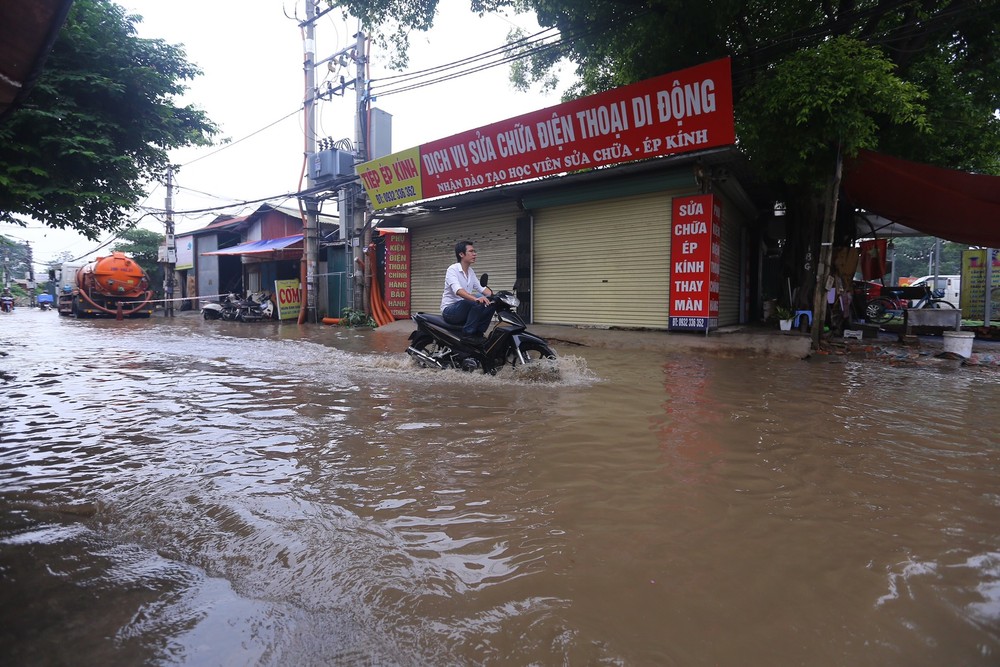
[{"left": 441, "top": 240, "right": 495, "bottom": 345}]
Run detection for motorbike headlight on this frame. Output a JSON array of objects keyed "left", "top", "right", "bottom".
[{"left": 500, "top": 293, "right": 520, "bottom": 308}]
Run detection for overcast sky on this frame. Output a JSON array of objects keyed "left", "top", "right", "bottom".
[{"left": 7, "top": 0, "right": 569, "bottom": 270}]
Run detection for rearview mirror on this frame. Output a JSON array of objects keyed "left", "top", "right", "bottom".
[{"left": 480, "top": 273, "right": 488, "bottom": 287}]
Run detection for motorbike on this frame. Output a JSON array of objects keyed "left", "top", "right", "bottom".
[
  {"left": 1, "top": 296, "right": 14, "bottom": 313},
  {"left": 248, "top": 290, "right": 274, "bottom": 319},
  {"left": 406, "top": 275, "right": 556, "bottom": 374},
  {"left": 38, "top": 301, "right": 52, "bottom": 311},
  {"left": 202, "top": 293, "right": 265, "bottom": 322}
]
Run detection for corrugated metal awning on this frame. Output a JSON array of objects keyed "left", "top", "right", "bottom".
[{"left": 201, "top": 235, "right": 303, "bottom": 256}]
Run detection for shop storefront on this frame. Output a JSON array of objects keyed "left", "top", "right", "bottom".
[
  {"left": 358, "top": 57, "right": 754, "bottom": 329},
  {"left": 396, "top": 153, "right": 752, "bottom": 329}
]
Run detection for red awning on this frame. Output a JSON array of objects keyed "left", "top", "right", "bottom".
[
  {"left": 202, "top": 235, "right": 303, "bottom": 256},
  {"left": 842, "top": 149, "right": 1000, "bottom": 247}
]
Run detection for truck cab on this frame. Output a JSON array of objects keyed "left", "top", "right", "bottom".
[{"left": 909, "top": 274, "right": 960, "bottom": 304}]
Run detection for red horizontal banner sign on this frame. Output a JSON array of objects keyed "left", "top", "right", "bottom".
[{"left": 358, "top": 58, "right": 734, "bottom": 210}]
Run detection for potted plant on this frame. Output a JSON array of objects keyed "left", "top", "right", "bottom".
[{"left": 775, "top": 305, "right": 793, "bottom": 331}]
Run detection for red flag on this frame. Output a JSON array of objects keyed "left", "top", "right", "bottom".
[{"left": 859, "top": 239, "right": 888, "bottom": 280}]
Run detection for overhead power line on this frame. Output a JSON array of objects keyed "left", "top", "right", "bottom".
[
  {"left": 369, "top": 26, "right": 567, "bottom": 98},
  {"left": 373, "top": 26, "right": 561, "bottom": 84},
  {"left": 179, "top": 106, "right": 303, "bottom": 168}
]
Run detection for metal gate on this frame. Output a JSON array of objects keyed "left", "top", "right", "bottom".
[
  {"left": 408, "top": 205, "right": 518, "bottom": 314},
  {"left": 533, "top": 191, "right": 745, "bottom": 328},
  {"left": 533, "top": 192, "right": 674, "bottom": 328}
]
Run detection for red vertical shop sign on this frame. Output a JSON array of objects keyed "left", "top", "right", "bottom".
[
  {"left": 383, "top": 232, "right": 411, "bottom": 317},
  {"left": 669, "top": 194, "right": 721, "bottom": 331}
]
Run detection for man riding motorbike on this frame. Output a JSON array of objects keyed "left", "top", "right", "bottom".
[{"left": 440, "top": 240, "right": 495, "bottom": 346}]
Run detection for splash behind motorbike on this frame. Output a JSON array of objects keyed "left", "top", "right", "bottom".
[{"left": 406, "top": 275, "right": 556, "bottom": 375}]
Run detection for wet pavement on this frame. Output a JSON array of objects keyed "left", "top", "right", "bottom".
[
  {"left": 2, "top": 308, "right": 999, "bottom": 666},
  {"left": 379, "top": 316, "right": 1000, "bottom": 369}
]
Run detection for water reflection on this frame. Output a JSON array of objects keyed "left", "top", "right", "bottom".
[{"left": 1, "top": 310, "right": 999, "bottom": 665}]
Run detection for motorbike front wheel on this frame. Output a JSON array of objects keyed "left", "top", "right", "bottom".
[{"left": 493, "top": 340, "right": 557, "bottom": 375}]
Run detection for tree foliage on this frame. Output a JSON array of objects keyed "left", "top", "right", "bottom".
[
  {"left": 112, "top": 227, "right": 164, "bottom": 291},
  {"left": 890, "top": 237, "right": 964, "bottom": 278},
  {"left": 0, "top": 0, "right": 219, "bottom": 240},
  {"left": 738, "top": 35, "right": 928, "bottom": 188},
  {"left": 1, "top": 237, "right": 32, "bottom": 287}
]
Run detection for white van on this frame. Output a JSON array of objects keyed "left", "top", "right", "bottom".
[{"left": 909, "top": 274, "right": 961, "bottom": 304}]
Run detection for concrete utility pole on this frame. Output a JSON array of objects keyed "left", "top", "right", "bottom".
[
  {"left": 300, "top": 0, "right": 320, "bottom": 324},
  {"left": 299, "top": 8, "right": 368, "bottom": 321},
  {"left": 164, "top": 167, "right": 176, "bottom": 317},
  {"left": 25, "top": 242, "right": 34, "bottom": 303},
  {"left": 352, "top": 30, "right": 369, "bottom": 316}
]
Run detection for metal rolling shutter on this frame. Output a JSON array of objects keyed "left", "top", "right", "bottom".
[
  {"left": 409, "top": 207, "right": 518, "bottom": 314},
  {"left": 718, "top": 206, "right": 743, "bottom": 326},
  {"left": 533, "top": 192, "right": 674, "bottom": 328}
]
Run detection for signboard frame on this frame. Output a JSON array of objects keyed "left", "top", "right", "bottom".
[{"left": 358, "top": 58, "right": 735, "bottom": 210}]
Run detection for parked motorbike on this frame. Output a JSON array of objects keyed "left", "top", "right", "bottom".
[
  {"left": 202, "top": 294, "right": 233, "bottom": 320},
  {"left": 248, "top": 290, "right": 274, "bottom": 319},
  {"left": 406, "top": 275, "right": 556, "bottom": 375},
  {"left": 202, "top": 293, "right": 264, "bottom": 322}
]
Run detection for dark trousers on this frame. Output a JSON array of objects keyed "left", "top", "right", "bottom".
[{"left": 443, "top": 300, "right": 496, "bottom": 337}]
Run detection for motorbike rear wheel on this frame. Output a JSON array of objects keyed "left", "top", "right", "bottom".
[{"left": 408, "top": 334, "right": 452, "bottom": 370}]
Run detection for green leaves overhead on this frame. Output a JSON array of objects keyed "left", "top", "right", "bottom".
[
  {"left": 0, "top": 0, "right": 219, "bottom": 239},
  {"left": 738, "top": 36, "right": 928, "bottom": 187}
]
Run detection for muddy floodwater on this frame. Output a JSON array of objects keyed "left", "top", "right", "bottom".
[{"left": 2, "top": 309, "right": 999, "bottom": 666}]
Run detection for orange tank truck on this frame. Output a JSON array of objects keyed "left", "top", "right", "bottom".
[{"left": 57, "top": 251, "right": 154, "bottom": 318}]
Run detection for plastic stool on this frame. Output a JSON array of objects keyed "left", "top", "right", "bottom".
[{"left": 792, "top": 310, "right": 812, "bottom": 328}]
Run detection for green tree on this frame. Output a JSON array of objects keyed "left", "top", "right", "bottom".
[
  {"left": 113, "top": 227, "right": 165, "bottom": 296},
  {"left": 890, "top": 237, "right": 964, "bottom": 278},
  {"left": 0, "top": 237, "right": 32, "bottom": 289},
  {"left": 0, "top": 0, "right": 219, "bottom": 240}
]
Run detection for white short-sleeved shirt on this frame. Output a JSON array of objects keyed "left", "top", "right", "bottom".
[{"left": 440, "top": 262, "right": 484, "bottom": 311}]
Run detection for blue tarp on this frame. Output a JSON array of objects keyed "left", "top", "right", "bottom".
[
  {"left": 36, "top": 293, "right": 54, "bottom": 303},
  {"left": 201, "top": 235, "right": 303, "bottom": 256}
]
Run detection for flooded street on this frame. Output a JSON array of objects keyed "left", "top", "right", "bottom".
[{"left": 2, "top": 308, "right": 999, "bottom": 666}]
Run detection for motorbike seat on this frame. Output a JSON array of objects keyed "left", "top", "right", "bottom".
[{"left": 413, "top": 312, "right": 463, "bottom": 332}]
